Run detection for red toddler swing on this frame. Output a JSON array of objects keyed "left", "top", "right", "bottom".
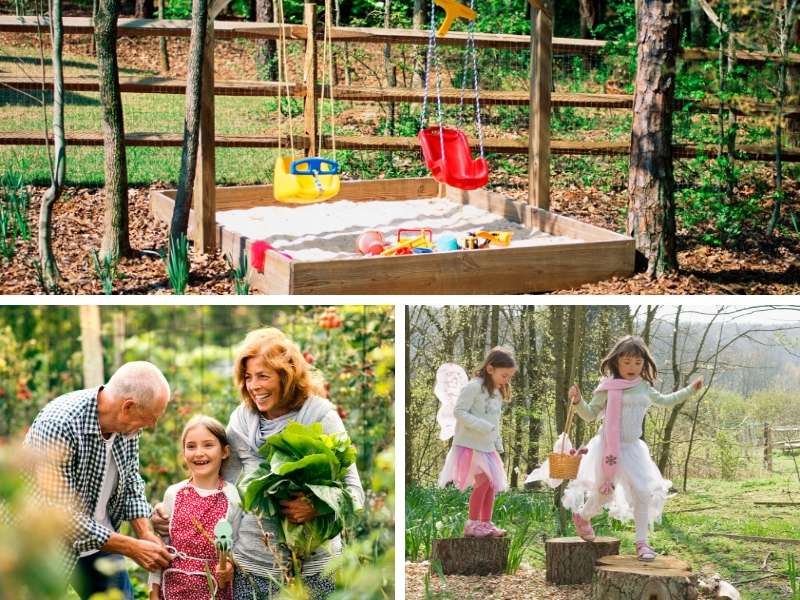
[{"left": 418, "top": 0, "right": 488, "bottom": 190}]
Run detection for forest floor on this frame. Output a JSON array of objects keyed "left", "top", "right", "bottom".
[
  {"left": 405, "top": 455, "right": 800, "bottom": 600},
  {"left": 1, "top": 29, "right": 799, "bottom": 294}
]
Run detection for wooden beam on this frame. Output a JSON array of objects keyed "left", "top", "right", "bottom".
[
  {"left": 528, "top": 0, "right": 552, "bottom": 209},
  {"left": 4, "top": 16, "right": 797, "bottom": 64},
  {"left": 192, "top": 17, "right": 216, "bottom": 253},
  {"left": 3, "top": 132, "right": 798, "bottom": 162},
  {"left": 303, "top": 2, "right": 318, "bottom": 157}
]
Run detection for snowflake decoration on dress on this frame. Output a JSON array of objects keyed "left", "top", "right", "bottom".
[{"left": 604, "top": 454, "right": 617, "bottom": 466}]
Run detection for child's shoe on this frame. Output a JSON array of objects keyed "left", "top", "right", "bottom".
[
  {"left": 482, "top": 521, "right": 506, "bottom": 537},
  {"left": 463, "top": 519, "right": 491, "bottom": 538},
  {"left": 572, "top": 512, "right": 595, "bottom": 541},
  {"left": 636, "top": 541, "right": 656, "bottom": 562}
]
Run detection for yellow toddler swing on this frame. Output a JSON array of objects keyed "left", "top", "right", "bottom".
[{"left": 273, "top": 0, "right": 340, "bottom": 203}]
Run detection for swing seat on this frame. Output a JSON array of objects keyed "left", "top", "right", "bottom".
[
  {"left": 418, "top": 126, "right": 488, "bottom": 190},
  {"left": 273, "top": 156, "right": 341, "bottom": 203}
]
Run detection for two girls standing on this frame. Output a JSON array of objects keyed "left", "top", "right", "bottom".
[{"left": 439, "top": 336, "right": 702, "bottom": 561}]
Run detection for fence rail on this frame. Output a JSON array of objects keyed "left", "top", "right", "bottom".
[{"left": 2, "top": 16, "right": 799, "bottom": 64}]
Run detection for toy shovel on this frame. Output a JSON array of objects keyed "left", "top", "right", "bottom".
[{"left": 213, "top": 519, "right": 233, "bottom": 571}]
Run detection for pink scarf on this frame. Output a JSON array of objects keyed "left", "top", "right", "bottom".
[{"left": 594, "top": 376, "right": 642, "bottom": 495}]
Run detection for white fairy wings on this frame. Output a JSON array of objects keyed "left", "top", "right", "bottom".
[{"left": 434, "top": 363, "right": 469, "bottom": 441}]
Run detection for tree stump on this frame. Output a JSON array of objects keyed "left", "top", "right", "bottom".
[
  {"left": 546, "top": 536, "right": 621, "bottom": 585},
  {"left": 593, "top": 555, "right": 698, "bottom": 600},
  {"left": 431, "top": 537, "right": 509, "bottom": 575}
]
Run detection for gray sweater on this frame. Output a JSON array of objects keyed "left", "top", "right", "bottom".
[
  {"left": 452, "top": 378, "right": 504, "bottom": 453},
  {"left": 223, "top": 396, "right": 364, "bottom": 578}
]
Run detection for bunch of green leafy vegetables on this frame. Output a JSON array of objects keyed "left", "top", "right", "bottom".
[{"left": 239, "top": 421, "right": 358, "bottom": 561}]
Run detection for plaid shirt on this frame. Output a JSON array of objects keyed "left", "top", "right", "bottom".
[{"left": 23, "top": 387, "right": 152, "bottom": 574}]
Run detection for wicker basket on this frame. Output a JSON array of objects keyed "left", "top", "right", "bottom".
[{"left": 548, "top": 401, "right": 582, "bottom": 480}]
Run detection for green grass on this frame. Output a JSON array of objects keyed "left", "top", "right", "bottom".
[{"left": 407, "top": 454, "right": 800, "bottom": 599}]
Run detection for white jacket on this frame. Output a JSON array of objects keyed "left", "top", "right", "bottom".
[{"left": 452, "top": 378, "right": 504, "bottom": 453}]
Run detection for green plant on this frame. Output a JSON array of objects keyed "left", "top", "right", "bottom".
[
  {"left": 225, "top": 252, "right": 250, "bottom": 295},
  {"left": 505, "top": 518, "right": 532, "bottom": 574},
  {"left": 162, "top": 234, "right": 190, "bottom": 294},
  {"left": 91, "top": 250, "right": 119, "bottom": 295},
  {"left": 239, "top": 422, "right": 358, "bottom": 572},
  {"left": 788, "top": 553, "right": 799, "bottom": 599}
]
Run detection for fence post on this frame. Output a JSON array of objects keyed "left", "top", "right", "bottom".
[
  {"left": 528, "top": 0, "right": 552, "bottom": 210},
  {"left": 763, "top": 422, "right": 772, "bottom": 472},
  {"left": 304, "top": 1, "right": 318, "bottom": 157},
  {"left": 192, "top": 15, "right": 217, "bottom": 253}
]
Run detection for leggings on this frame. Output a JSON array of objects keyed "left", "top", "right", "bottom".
[{"left": 468, "top": 473, "right": 496, "bottom": 521}]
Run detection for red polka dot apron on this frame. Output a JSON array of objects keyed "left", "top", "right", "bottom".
[{"left": 162, "top": 481, "right": 232, "bottom": 600}]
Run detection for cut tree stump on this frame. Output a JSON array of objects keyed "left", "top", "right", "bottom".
[
  {"left": 431, "top": 537, "right": 510, "bottom": 575},
  {"left": 593, "top": 555, "right": 698, "bottom": 600},
  {"left": 545, "top": 536, "right": 621, "bottom": 585}
]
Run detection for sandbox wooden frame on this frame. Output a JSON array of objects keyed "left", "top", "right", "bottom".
[
  {"left": 150, "top": 177, "right": 634, "bottom": 294},
  {"left": 146, "top": 0, "right": 634, "bottom": 294}
]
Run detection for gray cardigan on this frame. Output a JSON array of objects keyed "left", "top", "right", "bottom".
[
  {"left": 452, "top": 378, "right": 504, "bottom": 453},
  {"left": 223, "top": 396, "right": 364, "bottom": 578}
]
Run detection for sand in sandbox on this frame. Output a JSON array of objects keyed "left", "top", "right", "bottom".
[{"left": 216, "top": 198, "right": 581, "bottom": 261}]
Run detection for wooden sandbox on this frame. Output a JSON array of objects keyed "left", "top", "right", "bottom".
[{"left": 150, "top": 177, "right": 635, "bottom": 294}]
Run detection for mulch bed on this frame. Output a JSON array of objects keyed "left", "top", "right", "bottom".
[
  {"left": 2, "top": 183, "right": 800, "bottom": 295},
  {"left": 405, "top": 561, "right": 591, "bottom": 600}
]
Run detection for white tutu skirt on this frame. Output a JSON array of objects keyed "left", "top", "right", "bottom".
[
  {"left": 560, "top": 431, "right": 671, "bottom": 527},
  {"left": 438, "top": 444, "right": 509, "bottom": 492}
]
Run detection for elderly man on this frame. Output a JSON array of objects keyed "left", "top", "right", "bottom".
[{"left": 24, "top": 361, "right": 173, "bottom": 600}]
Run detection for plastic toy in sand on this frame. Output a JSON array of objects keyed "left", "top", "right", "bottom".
[
  {"left": 250, "top": 240, "right": 293, "bottom": 272},
  {"left": 476, "top": 230, "right": 513, "bottom": 246},
  {"left": 381, "top": 228, "right": 434, "bottom": 256},
  {"left": 436, "top": 234, "right": 460, "bottom": 251},
  {"left": 357, "top": 231, "right": 386, "bottom": 256}
]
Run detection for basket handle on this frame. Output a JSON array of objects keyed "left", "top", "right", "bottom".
[{"left": 559, "top": 400, "right": 577, "bottom": 454}]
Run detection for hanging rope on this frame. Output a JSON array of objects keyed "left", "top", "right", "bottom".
[
  {"left": 456, "top": 0, "right": 483, "bottom": 158},
  {"left": 419, "top": 0, "right": 446, "bottom": 171},
  {"left": 276, "top": 0, "right": 295, "bottom": 155},
  {"left": 316, "top": 0, "right": 337, "bottom": 160}
]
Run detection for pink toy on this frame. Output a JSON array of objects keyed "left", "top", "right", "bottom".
[
  {"left": 250, "top": 240, "right": 293, "bottom": 272},
  {"left": 357, "top": 231, "right": 386, "bottom": 256}
]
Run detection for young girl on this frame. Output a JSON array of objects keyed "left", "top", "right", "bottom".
[
  {"left": 530, "top": 336, "right": 703, "bottom": 562},
  {"left": 437, "top": 347, "right": 516, "bottom": 538},
  {"left": 149, "top": 416, "right": 243, "bottom": 600}
]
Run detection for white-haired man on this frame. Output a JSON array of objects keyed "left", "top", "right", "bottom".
[{"left": 25, "top": 361, "right": 173, "bottom": 599}]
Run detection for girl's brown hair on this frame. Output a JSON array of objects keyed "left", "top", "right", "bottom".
[
  {"left": 181, "top": 415, "right": 230, "bottom": 473},
  {"left": 475, "top": 346, "right": 516, "bottom": 401},
  {"left": 233, "top": 327, "right": 325, "bottom": 414},
  {"left": 600, "top": 335, "right": 658, "bottom": 384}
]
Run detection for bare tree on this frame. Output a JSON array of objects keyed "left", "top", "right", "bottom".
[
  {"left": 38, "top": 0, "right": 66, "bottom": 287},
  {"left": 95, "top": 0, "right": 132, "bottom": 261},
  {"left": 626, "top": 0, "right": 680, "bottom": 276}
]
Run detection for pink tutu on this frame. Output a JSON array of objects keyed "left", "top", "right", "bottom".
[{"left": 438, "top": 444, "right": 508, "bottom": 492}]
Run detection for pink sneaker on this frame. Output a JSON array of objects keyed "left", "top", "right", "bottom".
[
  {"left": 482, "top": 522, "right": 507, "bottom": 537},
  {"left": 463, "top": 519, "right": 491, "bottom": 538},
  {"left": 572, "top": 512, "right": 595, "bottom": 541}
]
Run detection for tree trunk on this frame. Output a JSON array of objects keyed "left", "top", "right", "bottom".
[
  {"left": 95, "top": 0, "right": 132, "bottom": 261},
  {"left": 384, "top": 0, "right": 396, "bottom": 135},
  {"left": 689, "top": 0, "right": 706, "bottom": 45},
  {"left": 549, "top": 306, "right": 568, "bottom": 534},
  {"left": 79, "top": 305, "right": 104, "bottom": 387},
  {"left": 526, "top": 307, "right": 542, "bottom": 482},
  {"left": 626, "top": 0, "right": 679, "bottom": 276},
  {"left": 254, "top": 0, "right": 277, "bottom": 80},
  {"left": 412, "top": 0, "right": 425, "bottom": 88},
  {"left": 405, "top": 305, "right": 414, "bottom": 482},
  {"left": 170, "top": 0, "right": 208, "bottom": 245},
  {"left": 432, "top": 537, "right": 509, "bottom": 575},
  {"left": 134, "top": 0, "right": 154, "bottom": 18},
  {"left": 593, "top": 555, "right": 697, "bottom": 600},
  {"left": 656, "top": 306, "right": 683, "bottom": 474},
  {"left": 546, "top": 537, "right": 620, "bottom": 585},
  {"left": 39, "top": 0, "right": 66, "bottom": 287},
  {"left": 579, "top": 0, "right": 599, "bottom": 37},
  {"left": 159, "top": 0, "right": 170, "bottom": 72}
]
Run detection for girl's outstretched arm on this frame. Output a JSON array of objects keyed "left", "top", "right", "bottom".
[
  {"left": 569, "top": 384, "right": 606, "bottom": 421},
  {"left": 649, "top": 377, "right": 703, "bottom": 407}
]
